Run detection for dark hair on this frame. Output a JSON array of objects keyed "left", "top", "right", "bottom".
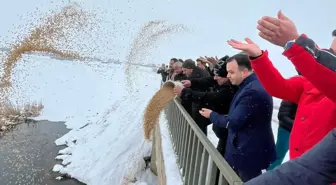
[
  {"left": 170, "top": 58, "right": 178, "bottom": 63},
  {"left": 182, "top": 59, "right": 196, "bottom": 69},
  {"left": 226, "top": 53, "right": 252, "bottom": 71},
  {"left": 178, "top": 59, "right": 184, "bottom": 63},
  {"left": 332, "top": 29, "right": 336, "bottom": 37}
]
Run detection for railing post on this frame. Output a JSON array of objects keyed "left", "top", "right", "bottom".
[{"left": 150, "top": 126, "right": 158, "bottom": 175}]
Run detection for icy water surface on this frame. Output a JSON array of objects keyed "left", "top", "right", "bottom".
[{"left": 0, "top": 120, "right": 84, "bottom": 185}]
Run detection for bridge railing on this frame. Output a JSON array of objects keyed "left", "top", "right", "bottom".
[{"left": 164, "top": 97, "right": 243, "bottom": 185}]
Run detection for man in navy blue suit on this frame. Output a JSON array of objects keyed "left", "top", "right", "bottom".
[{"left": 200, "top": 53, "right": 276, "bottom": 182}]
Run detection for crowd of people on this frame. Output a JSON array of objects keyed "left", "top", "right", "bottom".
[{"left": 157, "top": 11, "right": 336, "bottom": 185}]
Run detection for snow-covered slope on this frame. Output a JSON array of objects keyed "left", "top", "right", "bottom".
[{"left": 10, "top": 54, "right": 159, "bottom": 185}]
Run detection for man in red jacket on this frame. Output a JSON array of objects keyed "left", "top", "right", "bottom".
[
  {"left": 226, "top": 34, "right": 336, "bottom": 161},
  {"left": 256, "top": 11, "right": 336, "bottom": 103}
]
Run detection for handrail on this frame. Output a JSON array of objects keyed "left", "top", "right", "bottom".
[{"left": 165, "top": 96, "right": 243, "bottom": 185}]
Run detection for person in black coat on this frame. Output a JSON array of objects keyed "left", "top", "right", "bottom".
[
  {"left": 267, "top": 100, "right": 297, "bottom": 170},
  {"left": 175, "top": 60, "right": 238, "bottom": 152},
  {"left": 157, "top": 64, "right": 168, "bottom": 82},
  {"left": 179, "top": 59, "right": 211, "bottom": 134}
]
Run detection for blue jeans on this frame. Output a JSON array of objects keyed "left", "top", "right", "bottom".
[{"left": 267, "top": 127, "right": 290, "bottom": 171}]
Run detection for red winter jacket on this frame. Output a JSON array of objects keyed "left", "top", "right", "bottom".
[
  {"left": 251, "top": 51, "right": 336, "bottom": 160},
  {"left": 283, "top": 34, "right": 336, "bottom": 103}
]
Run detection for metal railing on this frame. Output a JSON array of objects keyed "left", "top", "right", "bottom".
[{"left": 165, "top": 97, "right": 243, "bottom": 185}]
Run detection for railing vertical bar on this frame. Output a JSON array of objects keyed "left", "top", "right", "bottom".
[
  {"left": 192, "top": 140, "right": 202, "bottom": 185},
  {"left": 176, "top": 110, "right": 183, "bottom": 154},
  {"left": 218, "top": 174, "right": 229, "bottom": 185},
  {"left": 198, "top": 147, "right": 208, "bottom": 185},
  {"left": 183, "top": 129, "right": 193, "bottom": 184},
  {"left": 186, "top": 132, "right": 196, "bottom": 184},
  {"left": 179, "top": 119, "right": 187, "bottom": 169},
  {"left": 171, "top": 103, "right": 177, "bottom": 145},
  {"left": 205, "top": 159, "right": 218, "bottom": 185},
  {"left": 181, "top": 124, "right": 191, "bottom": 176},
  {"left": 177, "top": 110, "right": 184, "bottom": 163},
  {"left": 187, "top": 134, "right": 198, "bottom": 185}
]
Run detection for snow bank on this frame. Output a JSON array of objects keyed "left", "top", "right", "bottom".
[{"left": 10, "top": 54, "right": 160, "bottom": 185}]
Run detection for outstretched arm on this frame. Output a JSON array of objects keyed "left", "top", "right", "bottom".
[
  {"left": 250, "top": 51, "right": 304, "bottom": 104},
  {"left": 283, "top": 34, "right": 336, "bottom": 103}
]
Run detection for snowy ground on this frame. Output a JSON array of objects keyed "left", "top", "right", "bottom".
[{"left": 10, "top": 54, "right": 160, "bottom": 185}]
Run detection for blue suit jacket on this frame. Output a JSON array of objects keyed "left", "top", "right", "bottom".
[{"left": 210, "top": 73, "right": 276, "bottom": 171}]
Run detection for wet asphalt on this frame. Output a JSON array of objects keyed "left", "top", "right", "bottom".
[{"left": 0, "top": 120, "right": 85, "bottom": 185}]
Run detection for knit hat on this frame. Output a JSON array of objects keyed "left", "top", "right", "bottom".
[
  {"left": 182, "top": 59, "right": 196, "bottom": 69},
  {"left": 219, "top": 55, "right": 229, "bottom": 62},
  {"left": 214, "top": 60, "right": 228, "bottom": 77}
]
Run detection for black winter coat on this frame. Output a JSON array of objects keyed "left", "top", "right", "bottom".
[
  {"left": 278, "top": 100, "right": 298, "bottom": 132},
  {"left": 173, "top": 73, "right": 187, "bottom": 81},
  {"left": 157, "top": 68, "right": 168, "bottom": 82},
  {"left": 182, "top": 67, "right": 211, "bottom": 113},
  {"left": 181, "top": 76, "right": 238, "bottom": 139}
]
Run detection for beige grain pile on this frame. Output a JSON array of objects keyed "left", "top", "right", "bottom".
[
  {"left": 0, "top": 4, "right": 95, "bottom": 133},
  {"left": 143, "top": 85, "right": 175, "bottom": 139}
]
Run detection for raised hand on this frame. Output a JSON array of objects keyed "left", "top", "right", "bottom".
[
  {"left": 227, "top": 38, "right": 262, "bottom": 57},
  {"left": 205, "top": 56, "right": 218, "bottom": 65},
  {"left": 257, "top": 10, "right": 300, "bottom": 47}
]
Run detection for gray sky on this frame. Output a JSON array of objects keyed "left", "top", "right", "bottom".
[{"left": 0, "top": 0, "right": 334, "bottom": 77}]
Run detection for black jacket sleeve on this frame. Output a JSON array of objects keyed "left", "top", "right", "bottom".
[
  {"left": 277, "top": 100, "right": 298, "bottom": 132},
  {"left": 181, "top": 85, "right": 236, "bottom": 106},
  {"left": 189, "top": 76, "right": 216, "bottom": 89}
]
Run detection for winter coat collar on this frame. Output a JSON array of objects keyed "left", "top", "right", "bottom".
[{"left": 238, "top": 72, "right": 257, "bottom": 89}]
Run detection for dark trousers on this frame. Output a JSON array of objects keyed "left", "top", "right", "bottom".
[{"left": 234, "top": 168, "right": 262, "bottom": 182}]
